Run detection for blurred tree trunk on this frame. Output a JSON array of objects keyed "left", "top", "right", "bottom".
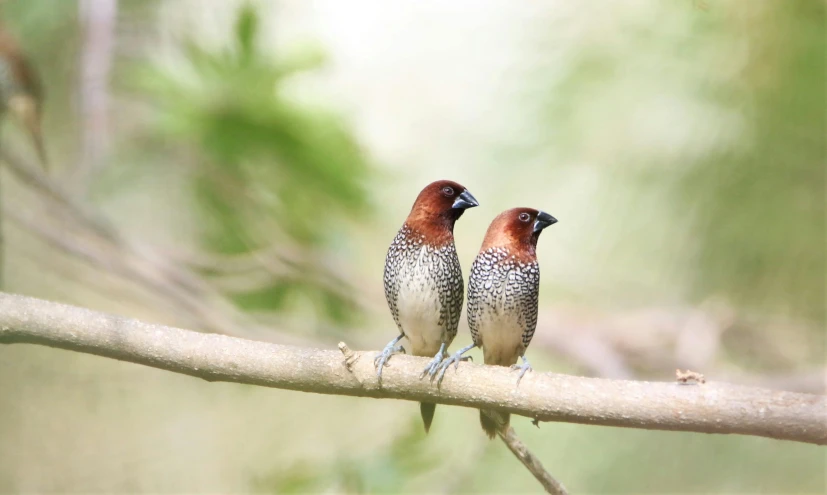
[{"left": 74, "top": 0, "right": 117, "bottom": 194}]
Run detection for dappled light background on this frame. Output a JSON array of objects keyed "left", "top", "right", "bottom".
[{"left": 0, "top": 0, "right": 824, "bottom": 493}]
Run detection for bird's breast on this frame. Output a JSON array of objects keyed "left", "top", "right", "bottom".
[
  {"left": 469, "top": 249, "right": 540, "bottom": 366},
  {"left": 395, "top": 246, "right": 443, "bottom": 354},
  {"left": 394, "top": 243, "right": 458, "bottom": 356}
]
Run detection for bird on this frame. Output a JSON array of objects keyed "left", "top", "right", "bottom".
[
  {"left": 376, "top": 179, "right": 479, "bottom": 433},
  {"left": 437, "top": 207, "right": 557, "bottom": 438},
  {"left": 0, "top": 23, "right": 47, "bottom": 168}
]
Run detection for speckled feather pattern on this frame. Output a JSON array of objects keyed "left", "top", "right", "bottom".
[
  {"left": 383, "top": 224, "right": 464, "bottom": 356},
  {"left": 467, "top": 247, "right": 539, "bottom": 366}
]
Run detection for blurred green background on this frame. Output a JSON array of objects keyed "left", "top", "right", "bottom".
[{"left": 0, "top": 0, "right": 824, "bottom": 493}]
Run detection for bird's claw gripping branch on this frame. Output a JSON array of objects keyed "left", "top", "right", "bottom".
[{"left": 373, "top": 333, "right": 405, "bottom": 381}]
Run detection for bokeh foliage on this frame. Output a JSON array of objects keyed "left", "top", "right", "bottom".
[
  {"left": 539, "top": 0, "right": 824, "bottom": 324},
  {"left": 681, "top": 0, "right": 825, "bottom": 322},
  {"left": 253, "top": 420, "right": 442, "bottom": 494},
  {"left": 0, "top": 1, "right": 824, "bottom": 494},
  {"left": 134, "top": 4, "right": 373, "bottom": 320}
]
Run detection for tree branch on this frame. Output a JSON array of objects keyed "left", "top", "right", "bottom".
[
  {"left": 478, "top": 408, "right": 568, "bottom": 494},
  {"left": 496, "top": 424, "right": 568, "bottom": 495},
  {"left": 1, "top": 293, "right": 825, "bottom": 446}
]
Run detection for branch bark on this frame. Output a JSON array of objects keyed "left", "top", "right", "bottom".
[{"left": 1, "top": 293, "right": 825, "bottom": 446}]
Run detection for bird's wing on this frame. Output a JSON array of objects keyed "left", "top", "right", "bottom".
[
  {"left": 518, "top": 261, "right": 541, "bottom": 350},
  {"left": 439, "top": 243, "right": 464, "bottom": 345},
  {"left": 383, "top": 229, "right": 407, "bottom": 332},
  {"left": 466, "top": 255, "right": 485, "bottom": 347}
]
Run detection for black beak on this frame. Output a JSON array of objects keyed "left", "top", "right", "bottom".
[
  {"left": 452, "top": 189, "right": 479, "bottom": 210},
  {"left": 533, "top": 210, "right": 558, "bottom": 233}
]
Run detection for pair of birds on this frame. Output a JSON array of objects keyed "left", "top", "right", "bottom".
[{"left": 378, "top": 180, "right": 557, "bottom": 438}]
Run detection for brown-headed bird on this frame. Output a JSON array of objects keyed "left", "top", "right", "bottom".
[
  {"left": 0, "top": 24, "right": 47, "bottom": 168},
  {"left": 438, "top": 207, "right": 557, "bottom": 438},
  {"left": 376, "top": 179, "right": 479, "bottom": 432}
]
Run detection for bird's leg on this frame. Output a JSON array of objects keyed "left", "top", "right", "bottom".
[
  {"left": 374, "top": 333, "right": 406, "bottom": 381},
  {"left": 420, "top": 342, "right": 447, "bottom": 379},
  {"left": 435, "top": 343, "right": 476, "bottom": 385},
  {"left": 511, "top": 355, "right": 533, "bottom": 386}
]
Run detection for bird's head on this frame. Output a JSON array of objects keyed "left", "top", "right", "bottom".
[
  {"left": 405, "top": 179, "right": 479, "bottom": 242},
  {"left": 480, "top": 207, "right": 557, "bottom": 257}
]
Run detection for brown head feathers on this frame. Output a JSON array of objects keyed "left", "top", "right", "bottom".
[
  {"left": 404, "top": 180, "right": 478, "bottom": 246},
  {"left": 480, "top": 207, "right": 557, "bottom": 259}
]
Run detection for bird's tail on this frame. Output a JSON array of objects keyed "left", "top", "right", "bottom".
[
  {"left": 480, "top": 409, "right": 509, "bottom": 439},
  {"left": 420, "top": 402, "right": 436, "bottom": 433},
  {"left": 479, "top": 352, "right": 516, "bottom": 438}
]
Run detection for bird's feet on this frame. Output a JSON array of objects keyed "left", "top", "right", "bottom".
[
  {"left": 511, "top": 355, "right": 533, "bottom": 386},
  {"left": 435, "top": 343, "right": 477, "bottom": 385},
  {"left": 374, "top": 334, "right": 405, "bottom": 382},
  {"left": 435, "top": 353, "right": 473, "bottom": 385},
  {"left": 420, "top": 343, "right": 447, "bottom": 380}
]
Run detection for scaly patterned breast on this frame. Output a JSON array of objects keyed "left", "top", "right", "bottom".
[
  {"left": 383, "top": 224, "right": 463, "bottom": 356},
  {"left": 467, "top": 247, "right": 540, "bottom": 366}
]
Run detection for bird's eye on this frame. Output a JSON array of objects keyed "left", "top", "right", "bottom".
[
  {"left": 442, "top": 186, "right": 455, "bottom": 196},
  {"left": 518, "top": 212, "right": 531, "bottom": 222}
]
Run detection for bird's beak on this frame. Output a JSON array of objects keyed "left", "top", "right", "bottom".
[
  {"left": 452, "top": 189, "right": 479, "bottom": 210},
  {"left": 9, "top": 94, "right": 48, "bottom": 170},
  {"left": 533, "top": 210, "right": 558, "bottom": 233}
]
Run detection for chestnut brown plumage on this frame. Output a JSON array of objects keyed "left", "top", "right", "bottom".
[
  {"left": 376, "top": 179, "right": 479, "bottom": 432},
  {"left": 0, "top": 24, "right": 47, "bottom": 168},
  {"left": 437, "top": 207, "right": 557, "bottom": 438}
]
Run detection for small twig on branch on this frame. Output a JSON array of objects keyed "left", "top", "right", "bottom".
[
  {"left": 1, "top": 293, "right": 825, "bottom": 446},
  {"left": 338, "top": 341, "right": 360, "bottom": 370},
  {"left": 487, "top": 413, "right": 568, "bottom": 495},
  {"left": 677, "top": 369, "right": 707, "bottom": 384},
  {"left": 479, "top": 409, "right": 567, "bottom": 494}
]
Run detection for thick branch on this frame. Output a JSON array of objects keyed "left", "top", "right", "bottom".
[{"left": 1, "top": 293, "right": 824, "bottom": 446}]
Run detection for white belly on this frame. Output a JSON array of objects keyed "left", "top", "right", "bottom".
[
  {"left": 478, "top": 311, "right": 524, "bottom": 367},
  {"left": 396, "top": 247, "right": 444, "bottom": 357}
]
